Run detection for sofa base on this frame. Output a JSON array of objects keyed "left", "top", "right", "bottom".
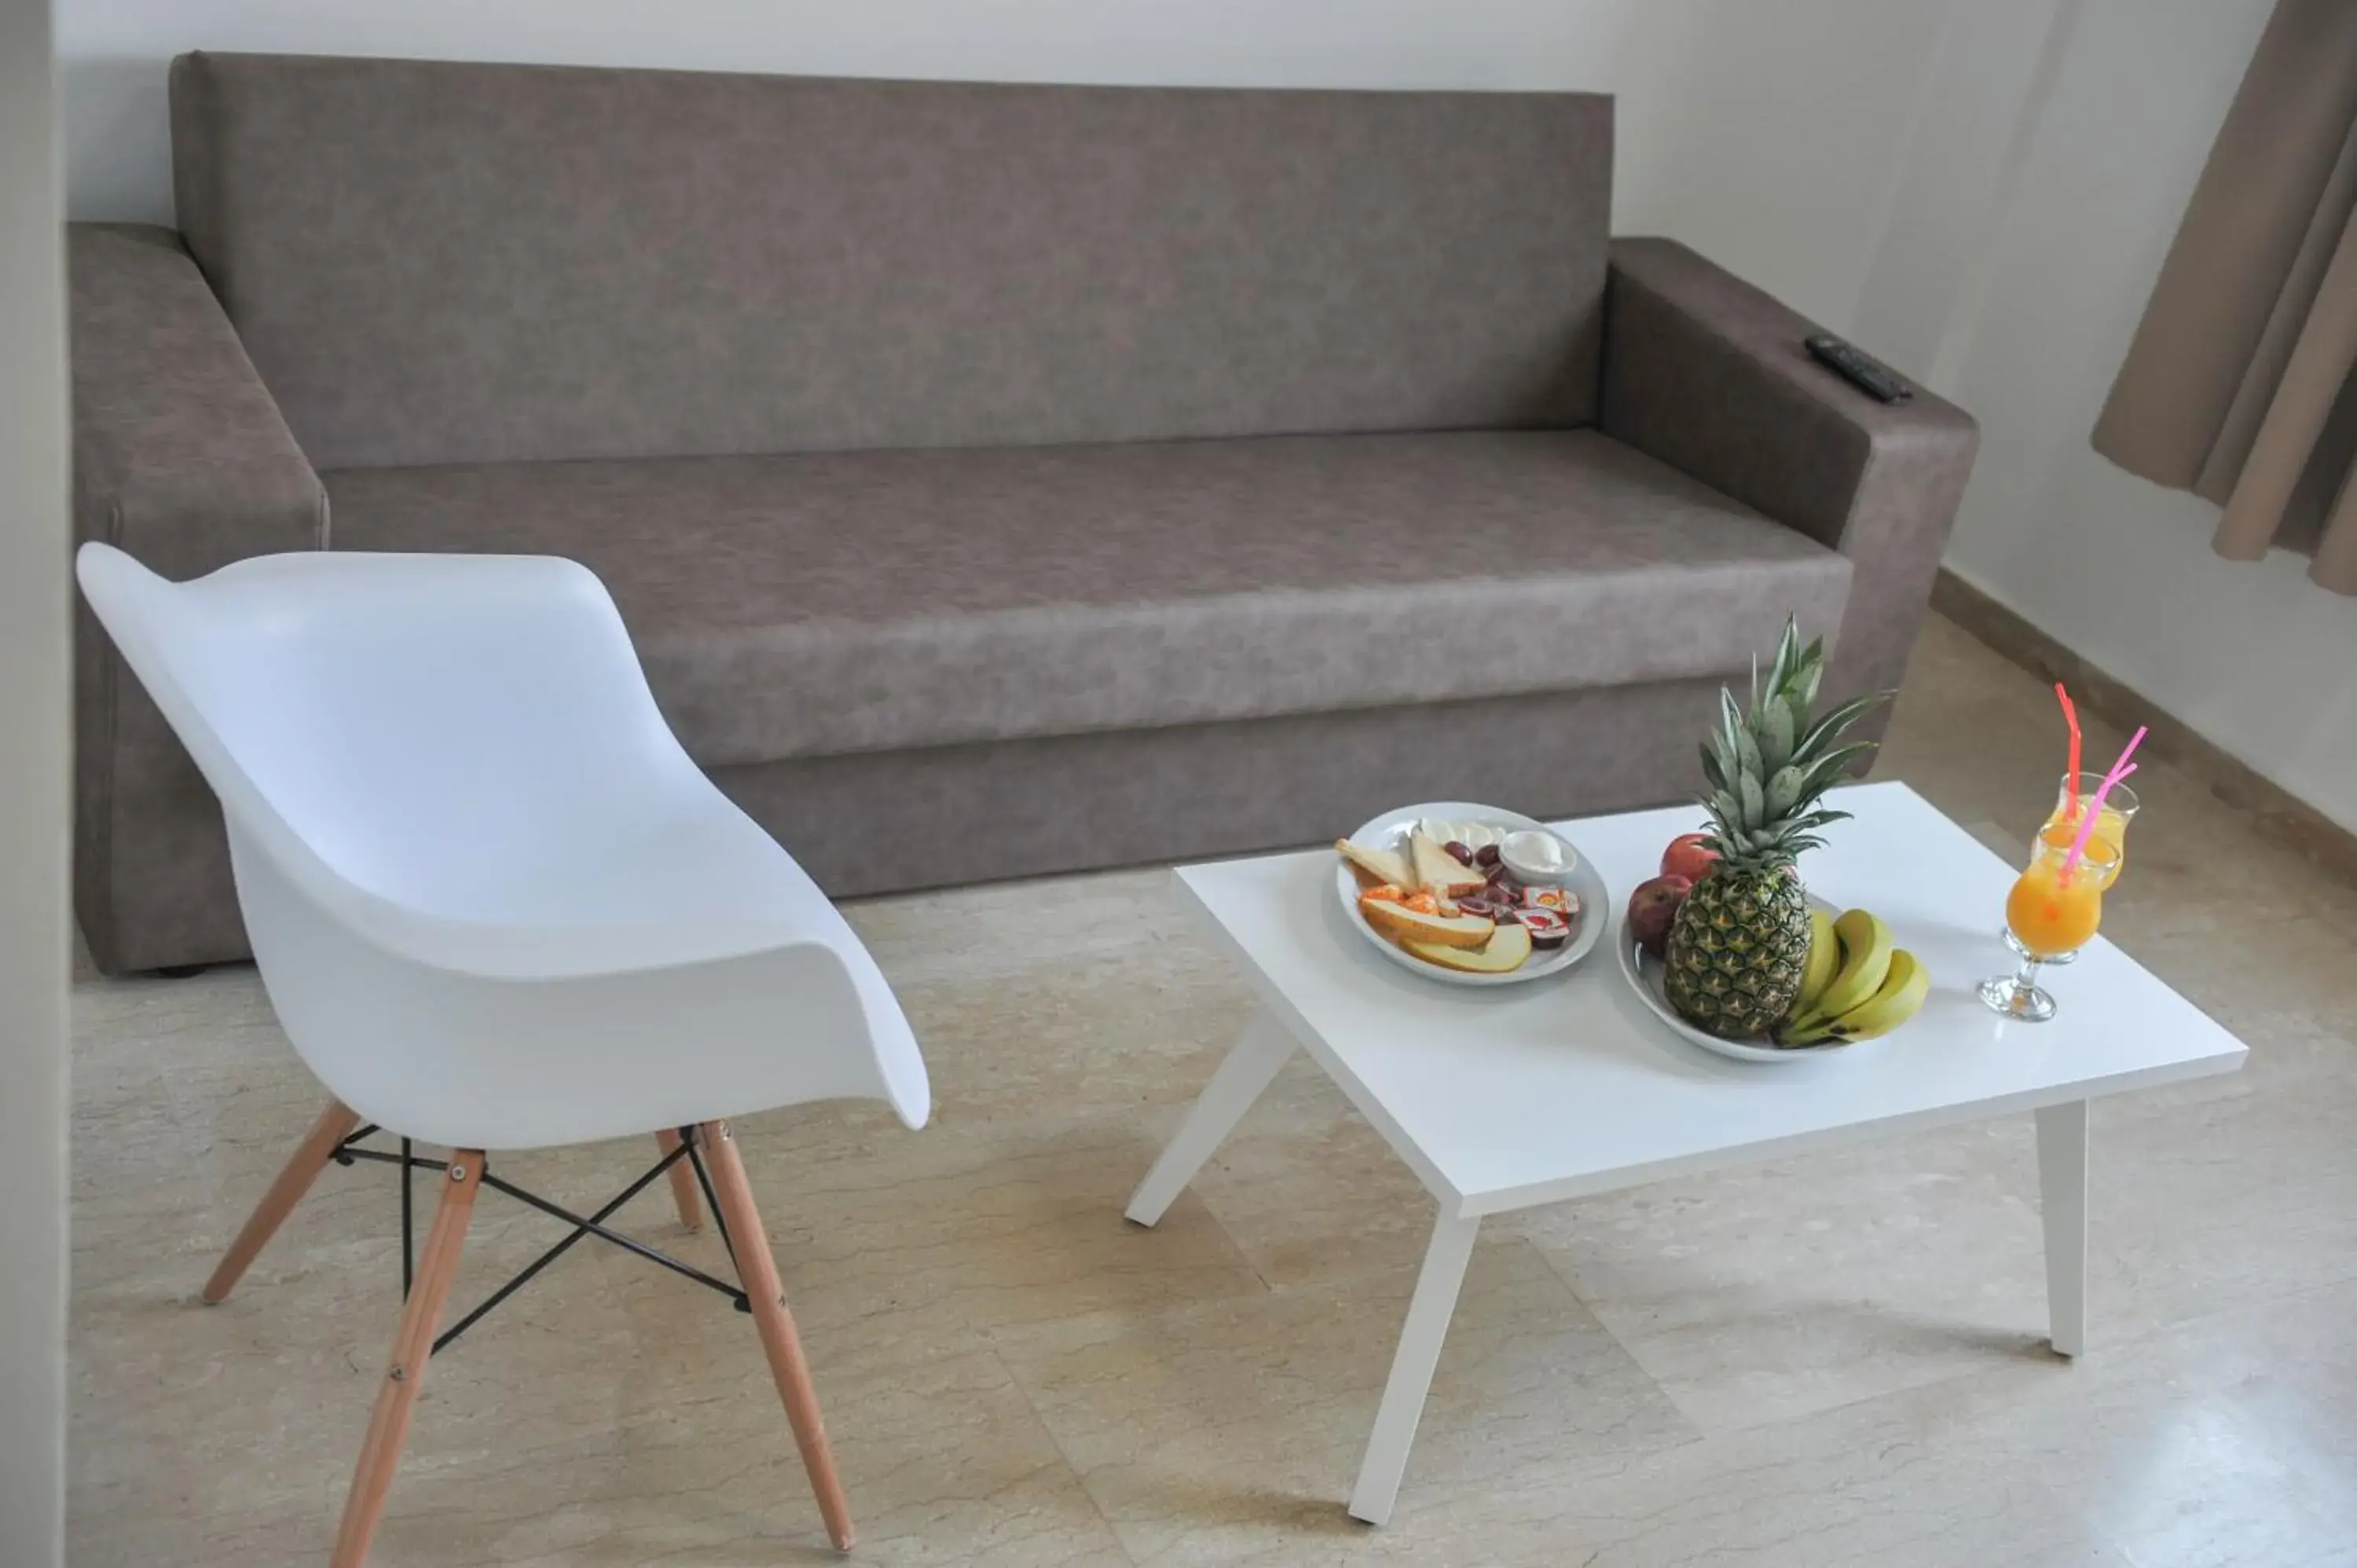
[
  {"left": 715, "top": 680, "right": 1723, "bottom": 898},
  {"left": 79, "top": 680, "right": 1728, "bottom": 973}
]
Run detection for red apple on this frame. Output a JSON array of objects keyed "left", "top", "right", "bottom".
[
  {"left": 1660, "top": 833, "right": 1719, "bottom": 885},
  {"left": 1626, "top": 874, "right": 1693, "bottom": 958}
]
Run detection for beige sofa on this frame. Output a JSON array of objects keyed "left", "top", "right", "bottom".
[{"left": 70, "top": 52, "right": 1978, "bottom": 974}]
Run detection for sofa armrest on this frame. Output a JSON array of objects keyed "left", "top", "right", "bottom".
[
  {"left": 1599, "top": 237, "right": 1978, "bottom": 733},
  {"left": 70, "top": 222, "right": 324, "bottom": 569},
  {"left": 69, "top": 223, "right": 325, "bottom": 973}
]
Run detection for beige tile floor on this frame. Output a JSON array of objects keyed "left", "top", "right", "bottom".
[{"left": 68, "top": 615, "right": 2357, "bottom": 1567}]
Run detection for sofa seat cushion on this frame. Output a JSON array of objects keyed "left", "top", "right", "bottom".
[{"left": 323, "top": 429, "right": 1851, "bottom": 768}]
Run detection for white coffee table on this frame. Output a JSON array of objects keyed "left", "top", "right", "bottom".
[{"left": 1125, "top": 781, "right": 2246, "bottom": 1525}]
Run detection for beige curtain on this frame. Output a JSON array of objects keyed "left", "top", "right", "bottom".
[{"left": 2092, "top": 0, "right": 2357, "bottom": 595}]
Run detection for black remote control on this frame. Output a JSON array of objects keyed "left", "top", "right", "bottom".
[{"left": 1805, "top": 334, "right": 1912, "bottom": 405}]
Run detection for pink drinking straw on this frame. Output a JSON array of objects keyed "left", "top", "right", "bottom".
[{"left": 2060, "top": 724, "right": 2147, "bottom": 881}]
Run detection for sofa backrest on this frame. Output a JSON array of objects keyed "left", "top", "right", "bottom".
[{"left": 170, "top": 53, "right": 1612, "bottom": 471}]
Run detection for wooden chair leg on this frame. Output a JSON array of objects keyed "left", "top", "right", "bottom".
[
  {"left": 699, "top": 1119, "right": 855, "bottom": 1552},
  {"left": 329, "top": 1149, "right": 483, "bottom": 1568},
  {"left": 203, "top": 1098, "right": 361, "bottom": 1303},
  {"left": 655, "top": 1128, "right": 702, "bottom": 1232}
]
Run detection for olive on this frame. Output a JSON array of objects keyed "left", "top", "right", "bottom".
[
  {"left": 1474, "top": 844, "right": 1502, "bottom": 868},
  {"left": 1443, "top": 841, "right": 1474, "bottom": 866}
]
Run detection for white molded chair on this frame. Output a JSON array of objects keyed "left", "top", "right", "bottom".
[{"left": 77, "top": 543, "right": 929, "bottom": 1563}]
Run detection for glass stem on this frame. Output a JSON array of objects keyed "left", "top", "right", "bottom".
[{"left": 2013, "top": 954, "right": 2044, "bottom": 997}]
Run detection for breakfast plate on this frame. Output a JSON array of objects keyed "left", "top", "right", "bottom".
[
  {"left": 1617, "top": 892, "right": 1853, "bottom": 1062},
  {"left": 1334, "top": 800, "right": 1607, "bottom": 987}
]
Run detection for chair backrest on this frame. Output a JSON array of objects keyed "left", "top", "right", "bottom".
[
  {"left": 78, "top": 547, "right": 671, "bottom": 915},
  {"left": 75, "top": 544, "right": 931, "bottom": 1148},
  {"left": 171, "top": 52, "right": 1614, "bottom": 471}
]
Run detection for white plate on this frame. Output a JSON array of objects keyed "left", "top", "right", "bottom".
[
  {"left": 1336, "top": 800, "right": 1608, "bottom": 987},
  {"left": 1617, "top": 891, "right": 1857, "bottom": 1062}
]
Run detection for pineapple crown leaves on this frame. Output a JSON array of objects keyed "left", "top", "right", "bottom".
[{"left": 1695, "top": 616, "right": 1893, "bottom": 868}]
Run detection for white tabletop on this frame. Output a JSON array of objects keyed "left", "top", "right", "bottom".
[{"left": 1174, "top": 781, "right": 2247, "bottom": 1217}]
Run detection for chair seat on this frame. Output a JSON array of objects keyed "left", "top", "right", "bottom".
[{"left": 324, "top": 429, "right": 1851, "bottom": 769}]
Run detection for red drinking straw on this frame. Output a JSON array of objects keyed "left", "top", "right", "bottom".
[{"left": 2055, "top": 683, "right": 2082, "bottom": 815}]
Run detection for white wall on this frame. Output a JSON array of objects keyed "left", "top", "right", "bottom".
[
  {"left": 58, "top": 0, "right": 1948, "bottom": 329},
  {"left": 0, "top": 0, "right": 71, "bottom": 1563},
  {"left": 1893, "top": 0, "right": 2357, "bottom": 832}
]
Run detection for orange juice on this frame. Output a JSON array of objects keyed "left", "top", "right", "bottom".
[
  {"left": 2004, "top": 825, "right": 2119, "bottom": 958},
  {"left": 2046, "top": 772, "right": 2138, "bottom": 876},
  {"left": 2042, "top": 802, "right": 2131, "bottom": 877}
]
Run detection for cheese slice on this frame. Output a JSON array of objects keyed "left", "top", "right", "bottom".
[
  {"left": 1335, "top": 838, "right": 1414, "bottom": 888},
  {"left": 1409, "top": 830, "right": 1485, "bottom": 896}
]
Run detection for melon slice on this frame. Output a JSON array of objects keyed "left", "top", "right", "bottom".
[
  {"left": 1360, "top": 896, "right": 1494, "bottom": 949},
  {"left": 1405, "top": 921, "right": 1534, "bottom": 974}
]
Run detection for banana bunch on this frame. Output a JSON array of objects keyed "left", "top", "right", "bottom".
[{"left": 1776, "top": 908, "right": 1929, "bottom": 1046}]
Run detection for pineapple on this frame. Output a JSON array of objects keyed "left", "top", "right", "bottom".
[{"left": 1663, "top": 618, "right": 1888, "bottom": 1038}]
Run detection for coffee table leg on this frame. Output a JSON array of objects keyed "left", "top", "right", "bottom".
[
  {"left": 2036, "top": 1099, "right": 2089, "bottom": 1358},
  {"left": 1125, "top": 1013, "right": 1295, "bottom": 1227},
  {"left": 1348, "top": 1209, "right": 1479, "bottom": 1526}
]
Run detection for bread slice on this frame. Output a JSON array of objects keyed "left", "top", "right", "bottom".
[
  {"left": 1360, "top": 896, "right": 1494, "bottom": 949},
  {"left": 1409, "top": 831, "right": 1485, "bottom": 896},
  {"left": 1335, "top": 837, "right": 1413, "bottom": 889},
  {"left": 1405, "top": 921, "right": 1534, "bottom": 974}
]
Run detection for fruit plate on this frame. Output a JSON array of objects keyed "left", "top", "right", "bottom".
[
  {"left": 1336, "top": 801, "right": 1608, "bottom": 987},
  {"left": 1616, "top": 892, "right": 1853, "bottom": 1062}
]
